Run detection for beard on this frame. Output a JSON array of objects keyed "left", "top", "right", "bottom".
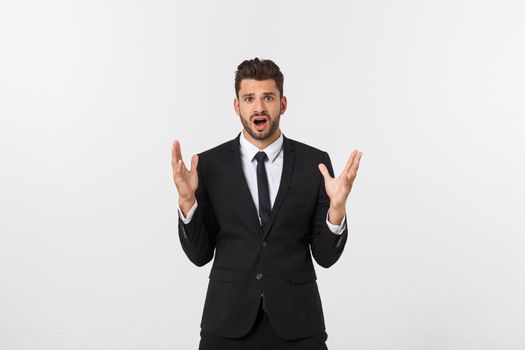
[{"left": 239, "top": 110, "right": 281, "bottom": 141}]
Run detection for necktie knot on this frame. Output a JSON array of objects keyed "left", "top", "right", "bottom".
[{"left": 254, "top": 151, "right": 268, "bottom": 163}]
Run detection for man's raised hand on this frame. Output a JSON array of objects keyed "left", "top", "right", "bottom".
[
  {"left": 318, "top": 150, "right": 362, "bottom": 224},
  {"left": 171, "top": 140, "right": 199, "bottom": 214}
]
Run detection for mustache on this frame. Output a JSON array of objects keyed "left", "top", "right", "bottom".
[{"left": 251, "top": 112, "right": 270, "bottom": 119}]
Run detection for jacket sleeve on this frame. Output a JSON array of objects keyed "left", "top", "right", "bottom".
[
  {"left": 309, "top": 152, "right": 348, "bottom": 268},
  {"left": 178, "top": 157, "right": 219, "bottom": 267}
]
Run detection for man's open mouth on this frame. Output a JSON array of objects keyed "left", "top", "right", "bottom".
[{"left": 253, "top": 116, "right": 269, "bottom": 131}]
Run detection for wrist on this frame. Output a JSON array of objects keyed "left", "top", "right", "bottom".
[
  {"left": 329, "top": 201, "right": 345, "bottom": 212},
  {"left": 179, "top": 196, "right": 196, "bottom": 215},
  {"left": 328, "top": 206, "right": 345, "bottom": 225}
]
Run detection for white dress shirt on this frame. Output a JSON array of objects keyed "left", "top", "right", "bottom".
[{"left": 179, "top": 131, "right": 346, "bottom": 234}]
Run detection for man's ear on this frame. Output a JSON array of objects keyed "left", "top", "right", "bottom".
[
  {"left": 280, "top": 96, "right": 288, "bottom": 114},
  {"left": 233, "top": 98, "right": 240, "bottom": 116}
]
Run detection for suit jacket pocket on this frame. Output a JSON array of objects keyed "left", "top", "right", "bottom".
[
  {"left": 209, "top": 267, "right": 234, "bottom": 283},
  {"left": 290, "top": 270, "right": 317, "bottom": 285}
]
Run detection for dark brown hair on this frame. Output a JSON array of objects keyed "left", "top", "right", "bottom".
[{"left": 234, "top": 58, "right": 284, "bottom": 98}]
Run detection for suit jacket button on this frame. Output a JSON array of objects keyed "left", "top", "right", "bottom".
[
  {"left": 256, "top": 273, "right": 263, "bottom": 280},
  {"left": 261, "top": 241, "right": 267, "bottom": 247}
]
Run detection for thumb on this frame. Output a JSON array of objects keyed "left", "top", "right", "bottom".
[
  {"left": 190, "top": 154, "right": 199, "bottom": 173},
  {"left": 318, "top": 163, "right": 331, "bottom": 181}
]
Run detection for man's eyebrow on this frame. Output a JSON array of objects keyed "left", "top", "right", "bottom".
[{"left": 240, "top": 92, "right": 276, "bottom": 98}]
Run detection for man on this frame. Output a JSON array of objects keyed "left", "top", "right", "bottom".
[{"left": 171, "top": 58, "right": 362, "bottom": 349}]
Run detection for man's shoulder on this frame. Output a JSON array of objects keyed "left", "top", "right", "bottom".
[
  {"left": 286, "top": 137, "right": 328, "bottom": 157},
  {"left": 197, "top": 136, "right": 237, "bottom": 159}
]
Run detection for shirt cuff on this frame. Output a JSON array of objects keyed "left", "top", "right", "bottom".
[
  {"left": 178, "top": 200, "right": 198, "bottom": 224},
  {"left": 325, "top": 212, "right": 347, "bottom": 235}
]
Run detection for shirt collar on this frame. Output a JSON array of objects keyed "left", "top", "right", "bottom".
[{"left": 239, "top": 130, "right": 284, "bottom": 163}]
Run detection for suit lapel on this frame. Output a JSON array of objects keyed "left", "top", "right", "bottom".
[
  {"left": 228, "top": 133, "right": 264, "bottom": 235},
  {"left": 263, "top": 135, "right": 295, "bottom": 239}
]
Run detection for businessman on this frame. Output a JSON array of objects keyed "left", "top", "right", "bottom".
[{"left": 172, "top": 58, "right": 362, "bottom": 349}]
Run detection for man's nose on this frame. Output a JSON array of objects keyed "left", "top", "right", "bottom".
[{"left": 253, "top": 98, "right": 267, "bottom": 114}]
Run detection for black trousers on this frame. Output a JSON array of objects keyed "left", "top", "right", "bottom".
[{"left": 199, "top": 299, "right": 328, "bottom": 350}]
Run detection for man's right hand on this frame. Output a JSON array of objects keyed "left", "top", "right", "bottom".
[{"left": 171, "top": 140, "right": 199, "bottom": 216}]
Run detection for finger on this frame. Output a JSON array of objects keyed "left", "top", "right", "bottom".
[
  {"left": 318, "top": 163, "right": 332, "bottom": 181},
  {"left": 172, "top": 140, "right": 178, "bottom": 163},
  {"left": 174, "top": 141, "right": 190, "bottom": 172},
  {"left": 346, "top": 151, "right": 362, "bottom": 180},
  {"left": 172, "top": 158, "right": 180, "bottom": 180},
  {"left": 190, "top": 154, "right": 199, "bottom": 174},
  {"left": 173, "top": 159, "right": 188, "bottom": 178},
  {"left": 174, "top": 159, "right": 183, "bottom": 176},
  {"left": 172, "top": 140, "right": 182, "bottom": 164},
  {"left": 175, "top": 140, "right": 184, "bottom": 161},
  {"left": 351, "top": 151, "right": 362, "bottom": 172},
  {"left": 354, "top": 151, "right": 362, "bottom": 171},
  {"left": 341, "top": 149, "right": 358, "bottom": 176}
]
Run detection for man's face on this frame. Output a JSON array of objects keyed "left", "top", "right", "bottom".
[{"left": 234, "top": 79, "right": 287, "bottom": 141}]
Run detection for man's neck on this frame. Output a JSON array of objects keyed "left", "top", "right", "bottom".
[{"left": 242, "top": 129, "right": 282, "bottom": 150}]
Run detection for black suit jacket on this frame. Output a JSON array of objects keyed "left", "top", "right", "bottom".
[{"left": 178, "top": 133, "right": 348, "bottom": 340}]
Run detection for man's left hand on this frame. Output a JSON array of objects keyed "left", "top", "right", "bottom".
[{"left": 318, "top": 150, "right": 362, "bottom": 224}]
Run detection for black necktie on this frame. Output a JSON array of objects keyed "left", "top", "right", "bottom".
[{"left": 254, "top": 152, "right": 271, "bottom": 228}]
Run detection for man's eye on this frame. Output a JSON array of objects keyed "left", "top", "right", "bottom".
[
  {"left": 265, "top": 96, "right": 274, "bottom": 101},
  {"left": 244, "top": 97, "right": 253, "bottom": 102}
]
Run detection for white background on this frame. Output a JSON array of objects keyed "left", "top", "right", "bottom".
[{"left": 1, "top": 0, "right": 524, "bottom": 349}]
